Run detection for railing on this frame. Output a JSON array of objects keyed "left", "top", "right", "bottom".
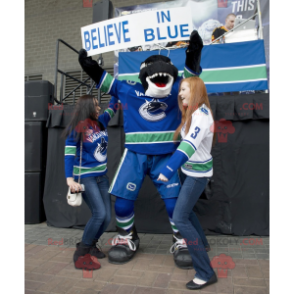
[{"left": 54, "top": 39, "right": 101, "bottom": 104}]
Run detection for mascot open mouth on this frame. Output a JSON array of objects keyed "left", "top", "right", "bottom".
[
  {"left": 139, "top": 56, "right": 178, "bottom": 98},
  {"left": 145, "top": 72, "right": 175, "bottom": 98},
  {"left": 146, "top": 72, "right": 173, "bottom": 87}
]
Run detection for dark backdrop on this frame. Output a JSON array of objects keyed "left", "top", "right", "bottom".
[{"left": 43, "top": 93, "right": 269, "bottom": 236}]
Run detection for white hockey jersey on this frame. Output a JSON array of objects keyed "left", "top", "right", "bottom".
[{"left": 160, "top": 104, "right": 214, "bottom": 178}]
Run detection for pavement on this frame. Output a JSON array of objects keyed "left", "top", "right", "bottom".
[{"left": 25, "top": 222, "right": 269, "bottom": 294}]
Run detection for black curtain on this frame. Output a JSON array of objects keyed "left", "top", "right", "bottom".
[{"left": 43, "top": 93, "right": 269, "bottom": 235}]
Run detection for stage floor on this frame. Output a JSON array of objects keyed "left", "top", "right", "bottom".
[{"left": 25, "top": 222, "right": 269, "bottom": 293}]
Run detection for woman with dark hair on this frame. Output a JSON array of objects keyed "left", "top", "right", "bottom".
[
  {"left": 158, "top": 77, "right": 217, "bottom": 290},
  {"left": 64, "top": 94, "right": 118, "bottom": 268}
]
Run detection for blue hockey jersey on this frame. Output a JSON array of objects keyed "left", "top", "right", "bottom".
[
  {"left": 96, "top": 65, "right": 199, "bottom": 155},
  {"left": 64, "top": 96, "right": 118, "bottom": 180}
]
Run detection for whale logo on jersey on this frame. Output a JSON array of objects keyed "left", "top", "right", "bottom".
[
  {"left": 94, "top": 137, "right": 108, "bottom": 162},
  {"left": 139, "top": 99, "right": 168, "bottom": 122}
]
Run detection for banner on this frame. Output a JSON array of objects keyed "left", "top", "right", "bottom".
[
  {"left": 118, "top": 40, "right": 268, "bottom": 93},
  {"left": 113, "top": 0, "right": 269, "bottom": 84},
  {"left": 81, "top": 7, "right": 193, "bottom": 56},
  {"left": 115, "top": 0, "right": 258, "bottom": 46}
]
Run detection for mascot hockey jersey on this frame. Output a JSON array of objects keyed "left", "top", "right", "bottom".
[{"left": 99, "top": 66, "right": 200, "bottom": 155}]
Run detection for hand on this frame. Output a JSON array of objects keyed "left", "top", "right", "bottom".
[
  {"left": 186, "top": 30, "right": 203, "bottom": 75},
  {"left": 78, "top": 49, "right": 103, "bottom": 84},
  {"left": 188, "top": 30, "right": 203, "bottom": 52},
  {"left": 67, "top": 178, "right": 83, "bottom": 193},
  {"left": 157, "top": 173, "right": 168, "bottom": 182}
]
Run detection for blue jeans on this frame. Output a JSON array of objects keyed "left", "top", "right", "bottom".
[
  {"left": 80, "top": 175, "right": 111, "bottom": 246},
  {"left": 173, "top": 176, "right": 214, "bottom": 281},
  {"left": 179, "top": 172, "right": 209, "bottom": 249}
]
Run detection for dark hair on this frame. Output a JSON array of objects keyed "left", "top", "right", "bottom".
[{"left": 63, "top": 94, "right": 105, "bottom": 141}]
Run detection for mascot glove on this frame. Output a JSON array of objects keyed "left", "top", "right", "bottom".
[
  {"left": 78, "top": 49, "right": 103, "bottom": 84},
  {"left": 187, "top": 30, "right": 203, "bottom": 54}
]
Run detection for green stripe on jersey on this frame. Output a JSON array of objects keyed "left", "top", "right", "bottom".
[
  {"left": 101, "top": 73, "right": 114, "bottom": 93},
  {"left": 65, "top": 146, "right": 76, "bottom": 155},
  {"left": 178, "top": 141, "right": 196, "bottom": 158},
  {"left": 182, "top": 159, "right": 213, "bottom": 172},
  {"left": 73, "top": 164, "right": 107, "bottom": 175},
  {"left": 125, "top": 132, "right": 178, "bottom": 144},
  {"left": 105, "top": 108, "right": 114, "bottom": 118}
]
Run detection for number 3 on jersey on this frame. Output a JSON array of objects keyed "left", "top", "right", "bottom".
[{"left": 191, "top": 127, "right": 200, "bottom": 139}]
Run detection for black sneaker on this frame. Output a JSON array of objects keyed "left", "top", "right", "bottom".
[{"left": 108, "top": 226, "right": 140, "bottom": 264}]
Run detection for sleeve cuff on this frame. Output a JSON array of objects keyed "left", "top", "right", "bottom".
[
  {"left": 160, "top": 165, "right": 176, "bottom": 180},
  {"left": 96, "top": 71, "right": 107, "bottom": 89},
  {"left": 159, "top": 150, "right": 189, "bottom": 180}
]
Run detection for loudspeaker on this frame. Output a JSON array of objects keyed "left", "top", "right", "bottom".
[
  {"left": 25, "top": 172, "right": 46, "bottom": 224},
  {"left": 25, "top": 80, "right": 54, "bottom": 121},
  {"left": 92, "top": 0, "right": 113, "bottom": 23},
  {"left": 25, "top": 121, "right": 48, "bottom": 172}
]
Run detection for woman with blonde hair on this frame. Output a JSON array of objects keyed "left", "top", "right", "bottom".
[{"left": 158, "top": 76, "right": 217, "bottom": 290}]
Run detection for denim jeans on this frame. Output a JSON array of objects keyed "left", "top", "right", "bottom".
[
  {"left": 179, "top": 172, "right": 209, "bottom": 249},
  {"left": 80, "top": 175, "right": 111, "bottom": 246},
  {"left": 173, "top": 175, "right": 215, "bottom": 281}
]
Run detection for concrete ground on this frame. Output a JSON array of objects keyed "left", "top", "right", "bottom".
[{"left": 25, "top": 222, "right": 269, "bottom": 294}]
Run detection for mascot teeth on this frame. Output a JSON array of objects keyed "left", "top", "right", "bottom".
[{"left": 145, "top": 74, "right": 174, "bottom": 98}]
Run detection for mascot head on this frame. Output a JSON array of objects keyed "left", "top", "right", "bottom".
[{"left": 139, "top": 55, "right": 178, "bottom": 98}]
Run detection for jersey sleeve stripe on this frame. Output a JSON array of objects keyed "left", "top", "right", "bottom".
[
  {"left": 178, "top": 141, "right": 196, "bottom": 158},
  {"left": 183, "top": 65, "right": 197, "bottom": 78},
  {"left": 65, "top": 146, "right": 76, "bottom": 155},
  {"left": 99, "top": 73, "right": 114, "bottom": 94},
  {"left": 105, "top": 77, "right": 115, "bottom": 94},
  {"left": 105, "top": 108, "right": 115, "bottom": 118},
  {"left": 182, "top": 139, "right": 197, "bottom": 152},
  {"left": 96, "top": 71, "right": 107, "bottom": 89}
]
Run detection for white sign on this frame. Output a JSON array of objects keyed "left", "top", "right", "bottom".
[{"left": 81, "top": 7, "right": 193, "bottom": 56}]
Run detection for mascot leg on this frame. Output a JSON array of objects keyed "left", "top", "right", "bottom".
[
  {"left": 164, "top": 198, "right": 193, "bottom": 269},
  {"left": 108, "top": 197, "right": 140, "bottom": 264}
]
